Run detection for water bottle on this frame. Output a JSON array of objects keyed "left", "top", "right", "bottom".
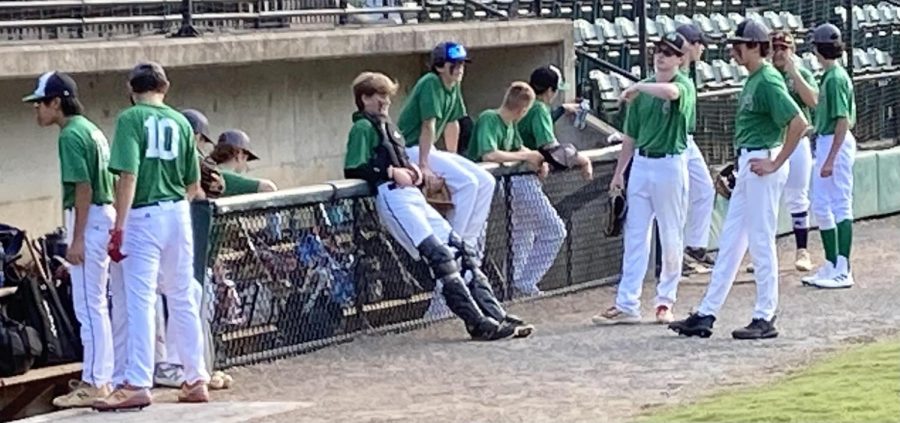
[{"left": 574, "top": 98, "right": 590, "bottom": 130}]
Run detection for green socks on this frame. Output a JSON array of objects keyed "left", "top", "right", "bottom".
[
  {"left": 821, "top": 227, "right": 838, "bottom": 266},
  {"left": 837, "top": 219, "right": 853, "bottom": 262}
]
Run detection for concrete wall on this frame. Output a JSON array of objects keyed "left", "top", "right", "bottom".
[{"left": 0, "top": 20, "right": 574, "bottom": 234}]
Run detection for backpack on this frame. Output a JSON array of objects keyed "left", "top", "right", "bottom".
[{"left": 0, "top": 310, "right": 43, "bottom": 377}]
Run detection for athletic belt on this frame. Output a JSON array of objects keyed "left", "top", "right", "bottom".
[
  {"left": 736, "top": 146, "right": 773, "bottom": 156},
  {"left": 636, "top": 149, "right": 678, "bottom": 159},
  {"left": 132, "top": 199, "right": 183, "bottom": 209}
]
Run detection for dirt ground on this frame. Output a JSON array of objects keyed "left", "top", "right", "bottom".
[{"left": 207, "top": 215, "right": 900, "bottom": 423}]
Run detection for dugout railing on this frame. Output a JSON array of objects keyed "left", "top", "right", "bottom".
[{"left": 190, "top": 147, "right": 624, "bottom": 369}]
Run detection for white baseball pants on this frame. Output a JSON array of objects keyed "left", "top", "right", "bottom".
[
  {"left": 509, "top": 175, "right": 566, "bottom": 294},
  {"left": 64, "top": 204, "right": 115, "bottom": 387},
  {"left": 811, "top": 133, "right": 856, "bottom": 230},
  {"left": 784, "top": 136, "right": 813, "bottom": 214},
  {"left": 109, "top": 261, "right": 126, "bottom": 386},
  {"left": 375, "top": 182, "right": 455, "bottom": 317},
  {"left": 698, "top": 147, "right": 790, "bottom": 320},
  {"left": 119, "top": 200, "right": 209, "bottom": 388},
  {"left": 684, "top": 136, "right": 715, "bottom": 249},
  {"left": 404, "top": 148, "right": 495, "bottom": 248},
  {"left": 615, "top": 152, "right": 689, "bottom": 316}
]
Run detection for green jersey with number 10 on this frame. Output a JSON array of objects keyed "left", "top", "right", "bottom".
[{"left": 108, "top": 103, "right": 200, "bottom": 207}]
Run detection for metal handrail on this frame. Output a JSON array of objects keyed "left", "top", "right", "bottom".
[{"left": 576, "top": 48, "right": 638, "bottom": 82}]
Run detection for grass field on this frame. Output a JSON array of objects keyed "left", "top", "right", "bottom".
[{"left": 639, "top": 340, "right": 900, "bottom": 423}]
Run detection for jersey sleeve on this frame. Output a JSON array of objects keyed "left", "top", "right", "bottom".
[
  {"left": 108, "top": 111, "right": 142, "bottom": 176},
  {"left": 59, "top": 131, "right": 90, "bottom": 184},
  {"left": 344, "top": 122, "right": 378, "bottom": 169},
  {"left": 221, "top": 170, "right": 262, "bottom": 197},
  {"left": 825, "top": 76, "right": 852, "bottom": 121},
  {"left": 674, "top": 77, "right": 695, "bottom": 116},
  {"left": 467, "top": 118, "right": 499, "bottom": 162},
  {"left": 800, "top": 67, "right": 820, "bottom": 93},
  {"left": 530, "top": 105, "right": 557, "bottom": 149},
  {"left": 623, "top": 98, "right": 641, "bottom": 141},
  {"left": 418, "top": 77, "right": 444, "bottom": 122},
  {"left": 447, "top": 86, "right": 466, "bottom": 122},
  {"left": 761, "top": 79, "right": 801, "bottom": 128}
]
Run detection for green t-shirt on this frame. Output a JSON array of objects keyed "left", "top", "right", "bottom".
[
  {"left": 814, "top": 64, "right": 856, "bottom": 135},
  {"left": 344, "top": 112, "right": 379, "bottom": 169},
  {"left": 220, "top": 169, "right": 260, "bottom": 197},
  {"left": 623, "top": 72, "right": 695, "bottom": 155},
  {"left": 517, "top": 100, "right": 556, "bottom": 150},
  {"left": 396, "top": 72, "right": 466, "bottom": 147},
  {"left": 780, "top": 63, "right": 819, "bottom": 127},
  {"left": 465, "top": 109, "right": 520, "bottom": 162},
  {"left": 58, "top": 115, "right": 115, "bottom": 209},
  {"left": 679, "top": 69, "right": 698, "bottom": 134},
  {"left": 108, "top": 103, "right": 200, "bottom": 207},
  {"left": 733, "top": 64, "right": 802, "bottom": 149}
]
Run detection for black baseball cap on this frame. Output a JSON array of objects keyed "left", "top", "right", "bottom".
[
  {"left": 655, "top": 32, "right": 689, "bottom": 56},
  {"left": 22, "top": 71, "right": 78, "bottom": 102},
  {"left": 676, "top": 23, "right": 712, "bottom": 46},
  {"left": 431, "top": 42, "right": 471, "bottom": 67},
  {"left": 727, "top": 19, "right": 771, "bottom": 43},
  {"left": 218, "top": 129, "right": 259, "bottom": 161},
  {"left": 182, "top": 109, "right": 212, "bottom": 144},
  {"left": 129, "top": 61, "right": 169, "bottom": 93},
  {"left": 812, "top": 23, "right": 842, "bottom": 45},
  {"left": 530, "top": 65, "right": 570, "bottom": 92}
]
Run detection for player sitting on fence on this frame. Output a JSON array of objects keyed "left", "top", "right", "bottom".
[
  {"left": 343, "top": 71, "right": 534, "bottom": 341},
  {"left": 207, "top": 129, "right": 278, "bottom": 197},
  {"left": 464, "top": 81, "right": 566, "bottom": 298}
]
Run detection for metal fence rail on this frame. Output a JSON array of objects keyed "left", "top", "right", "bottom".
[{"left": 191, "top": 147, "right": 623, "bottom": 368}]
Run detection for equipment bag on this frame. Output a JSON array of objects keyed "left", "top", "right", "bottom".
[{"left": 0, "top": 311, "right": 43, "bottom": 377}]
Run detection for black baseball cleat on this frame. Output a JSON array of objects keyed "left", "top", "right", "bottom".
[
  {"left": 685, "top": 247, "right": 716, "bottom": 266},
  {"left": 732, "top": 316, "right": 779, "bottom": 340},
  {"left": 668, "top": 312, "right": 716, "bottom": 338}
]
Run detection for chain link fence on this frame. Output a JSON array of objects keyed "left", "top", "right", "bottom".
[{"left": 192, "top": 150, "right": 622, "bottom": 368}]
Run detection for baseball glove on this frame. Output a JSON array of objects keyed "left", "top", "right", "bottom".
[
  {"left": 422, "top": 175, "right": 453, "bottom": 217},
  {"left": 604, "top": 188, "right": 627, "bottom": 237},
  {"left": 540, "top": 143, "right": 580, "bottom": 171},
  {"left": 714, "top": 163, "right": 737, "bottom": 200},
  {"left": 201, "top": 159, "right": 225, "bottom": 199}
]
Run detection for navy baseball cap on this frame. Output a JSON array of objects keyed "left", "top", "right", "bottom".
[
  {"left": 727, "top": 19, "right": 771, "bottom": 43},
  {"left": 655, "top": 32, "right": 689, "bottom": 56},
  {"left": 218, "top": 129, "right": 259, "bottom": 161},
  {"left": 129, "top": 61, "right": 169, "bottom": 93},
  {"left": 676, "top": 23, "right": 712, "bottom": 46},
  {"left": 182, "top": 109, "right": 212, "bottom": 144},
  {"left": 530, "top": 65, "right": 570, "bottom": 92},
  {"left": 22, "top": 71, "right": 78, "bottom": 102},
  {"left": 431, "top": 42, "right": 471, "bottom": 66},
  {"left": 812, "top": 23, "right": 842, "bottom": 45}
]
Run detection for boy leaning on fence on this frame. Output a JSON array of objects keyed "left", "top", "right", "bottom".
[
  {"left": 343, "top": 71, "right": 534, "bottom": 341},
  {"left": 465, "top": 80, "right": 566, "bottom": 298}
]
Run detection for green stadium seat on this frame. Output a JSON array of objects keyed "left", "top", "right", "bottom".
[
  {"left": 712, "top": 59, "right": 737, "bottom": 87},
  {"left": 695, "top": 60, "right": 719, "bottom": 89},
  {"left": 711, "top": 12, "right": 735, "bottom": 37},
  {"left": 868, "top": 47, "right": 896, "bottom": 71},
  {"left": 802, "top": 52, "right": 823, "bottom": 75},
  {"left": 425, "top": 0, "right": 448, "bottom": 21},
  {"left": 674, "top": 14, "right": 693, "bottom": 29},
  {"left": 616, "top": 16, "right": 640, "bottom": 45},
  {"left": 695, "top": 13, "right": 725, "bottom": 41},
  {"left": 731, "top": 59, "right": 749, "bottom": 84},
  {"left": 762, "top": 10, "right": 785, "bottom": 32},
  {"left": 644, "top": 17, "right": 662, "bottom": 42},
  {"left": 727, "top": 12, "right": 744, "bottom": 31},
  {"left": 575, "top": 18, "right": 602, "bottom": 51},
  {"left": 595, "top": 18, "right": 626, "bottom": 46},
  {"left": 656, "top": 15, "right": 677, "bottom": 34},
  {"left": 780, "top": 11, "right": 806, "bottom": 35}
]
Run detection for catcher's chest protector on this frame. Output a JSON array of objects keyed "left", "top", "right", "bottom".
[{"left": 365, "top": 114, "right": 412, "bottom": 170}]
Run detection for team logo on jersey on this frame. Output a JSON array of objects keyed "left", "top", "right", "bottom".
[
  {"left": 662, "top": 100, "right": 671, "bottom": 115},
  {"left": 738, "top": 92, "right": 754, "bottom": 112}
]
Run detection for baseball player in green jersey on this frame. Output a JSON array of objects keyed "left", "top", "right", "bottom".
[
  {"left": 344, "top": 72, "right": 532, "bottom": 340},
  {"left": 95, "top": 62, "right": 210, "bottom": 410},
  {"left": 397, "top": 41, "right": 497, "bottom": 317},
  {"left": 207, "top": 129, "right": 278, "bottom": 196},
  {"left": 803, "top": 23, "right": 858, "bottom": 289},
  {"left": 770, "top": 30, "right": 819, "bottom": 272},
  {"left": 592, "top": 33, "right": 694, "bottom": 325},
  {"left": 674, "top": 24, "right": 718, "bottom": 273},
  {"left": 23, "top": 71, "right": 116, "bottom": 408},
  {"left": 466, "top": 81, "right": 566, "bottom": 297},
  {"left": 669, "top": 19, "right": 808, "bottom": 340}
]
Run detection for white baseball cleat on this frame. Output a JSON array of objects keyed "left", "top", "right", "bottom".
[
  {"left": 801, "top": 262, "right": 835, "bottom": 286},
  {"left": 810, "top": 273, "right": 854, "bottom": 289},
  {"left": 591, "top": 306, "right": 641, "bottom": 325}
]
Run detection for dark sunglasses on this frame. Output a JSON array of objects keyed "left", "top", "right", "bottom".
[{"left": 655, "top": 46, "right": 679, "bottom": 57}]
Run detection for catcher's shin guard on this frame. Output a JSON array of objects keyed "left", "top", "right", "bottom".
[
  {"left": 446, "top": 233, "right": 526, "bottom": 326},
  {"left": 418, "top": 236, "right": 499, "bottom": 339}
]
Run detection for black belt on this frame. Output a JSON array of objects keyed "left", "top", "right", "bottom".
[
  {"left": 637, "top": 150, "right": 673, "bottom": 159},
  {"left": 132, "top": 200, "right": 183, "bottom": 210},
  {"left": 737, "top": 146, "right": 772, "bottom": 155}
]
